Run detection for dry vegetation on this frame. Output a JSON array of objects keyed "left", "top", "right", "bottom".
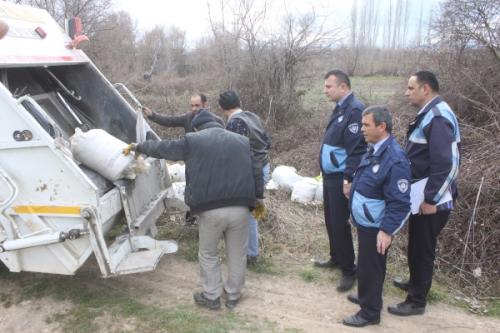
[{"left": 10, "top": 0, "right": 499, "bottom": 301}]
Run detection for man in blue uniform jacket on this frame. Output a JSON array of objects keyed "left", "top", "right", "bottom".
[
  {"left": 388, "top": 71, "right": 460, "bottom": 316},
  {"left": 316, "top": 69, "right": 367, "bottom": 292},
  {"left": 342, "top": 106, "right": 411, "bottom": 327},
  {"left": 389, "top": 71, "right": 461, "bottom": 316}
]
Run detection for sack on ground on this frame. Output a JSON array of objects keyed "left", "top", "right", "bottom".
[
  {"left": 272, "top": 165, "right": 303, "bottom": 191},
  {"left": 168, "top": 163, "right": 185, "bottom": 182},
  {"left": 314, "top": 179, "right": 323, "bottom": 202},
  {"left": 291, "top": 177, "right": 318, "bottom": 203}
]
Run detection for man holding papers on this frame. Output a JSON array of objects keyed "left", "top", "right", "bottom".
[{"left": 389, "top": 71, "right": 461, "bottom": 316}]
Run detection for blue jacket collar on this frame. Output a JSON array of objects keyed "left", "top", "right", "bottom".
[
  {"left": 360, "top": 135, "right": 394, "bottom": 167},
  {"left": 418, "top": 96, "right": 442, "bottom": 115},
  {"left": 372, "top": 135, "right": 394, "bottom": 157}
]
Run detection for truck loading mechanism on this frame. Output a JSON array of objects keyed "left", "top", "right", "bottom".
[{"left": 0, "top": 2, "right": 178, "bottom": 277}]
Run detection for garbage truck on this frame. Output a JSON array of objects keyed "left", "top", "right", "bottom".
[{"left": 0, "top": 2, "right": 178, "bottom": 277}]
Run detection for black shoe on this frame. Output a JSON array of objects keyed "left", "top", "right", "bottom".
[
  {"left": 247, "top": 256, "right": 258, "bottom": 266},
  {"left": 387, "top": 302, "right": 425, "bottom": 316},
  {"left": 347, "top": 294, "right": 360, "bottom": 305},
  {"left": 393, "top": 278, "right": 410, "bottom": 291},
  {"left": 337, "top": 274, "right": 356, "bottom": 292},
  {"left": 225, "top": 298, "right": 240, "bottom": 310},
  {"left": 313, "top": 259, "right": 339, "bottom": 268},
  {"left": 342, "top": 314, "right": 380, "bottom": 327},
  {"left": 185, "top": 212, "right": 198, "bottom": 225},
  {"left": 193, "top": 292, "right": 221, "bottom": 310}
]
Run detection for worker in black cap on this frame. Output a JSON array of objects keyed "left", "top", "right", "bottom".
[{"left": 123, "top": 109, "right": 263, "bottom": 310}]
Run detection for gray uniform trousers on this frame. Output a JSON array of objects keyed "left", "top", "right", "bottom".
[{"left": 198, "top": 206, "right": 249, "bottom": 301}]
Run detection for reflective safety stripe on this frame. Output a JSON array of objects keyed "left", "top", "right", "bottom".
[{"left": 12, "top": 205, "right": 81, "bottom": 215}]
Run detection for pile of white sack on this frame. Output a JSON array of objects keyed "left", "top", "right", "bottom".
[
  {"left": 267, "top": 165, "right": 323, "bottom": 204},
  {"left": 166, "top": 163, "right": 186, "bottom": 203}
]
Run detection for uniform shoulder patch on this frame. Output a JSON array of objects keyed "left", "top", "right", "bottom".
[
  {"left": 348, "top": 123, "right": 359, "bottom": 134},
  {"left": 397, "top": 179, "right": 409, "bottom": 193}
]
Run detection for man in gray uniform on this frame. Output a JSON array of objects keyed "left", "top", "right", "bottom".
[{"left": 124, "top": 110, "right": 263, "bottom": 310}]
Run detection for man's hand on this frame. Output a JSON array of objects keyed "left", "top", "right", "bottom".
[
  {"left": 343, "top": 182, "right": 352, "bottom": 199},
  {"left": 122, "top": 143, "right": 136, "bottom": 156},
  {"left": 142, "top": 106, "right": 153, "bottom": 117},
  {"left": 0, "top": 20, "right": 9, "bottom": 40},
  {"left": 252, "top": 199, "right": 267, "bottom": 220},
  {"left": 376, "top": 230, "right": 392, "bottom": 255},
  {"left": 420, "top": 202, "right": 437, "bottom": 215}
]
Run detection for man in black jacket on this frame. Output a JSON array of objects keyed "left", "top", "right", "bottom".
[{"left": 124, "top": 110, "right": 263, "bottom": 310}]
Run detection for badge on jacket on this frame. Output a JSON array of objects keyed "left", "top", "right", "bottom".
[
  {"left": 338, "top": 115, "right": 344, "bottom": 123},
  {"left": 372, "top": 164, "right": 380, "bottom": 173},
  {"left": 397, "top": 179, "right": 409, "bottom": 193},
  {"left": 348, "top": 123, "right": 359, "bottom": 134}
]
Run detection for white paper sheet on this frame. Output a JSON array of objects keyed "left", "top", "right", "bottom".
[{"left": 410, "top": 178, "right": 452, "bottom": 215}]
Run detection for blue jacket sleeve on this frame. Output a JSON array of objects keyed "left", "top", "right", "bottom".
[
  {"left": 343, "top": 108, "right": 367, "bottom": 182},
  {"left": 135, "top": 138, "right": 187, "bottom": 161},
  {"left": 423, "top": 116, "right": 456, "bottom": 204},
  {"left": 380, "top": 160, "right": 411, "bottom": 235}
]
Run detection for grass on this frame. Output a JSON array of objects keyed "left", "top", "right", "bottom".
[
  {"left": 351, "top": 75, "right": 403, "bottom": 105},
  {"left": 298, "top": 268, "right": 320, "bottom": 283},
  {"left": 247, "top": 256, "right": 283, "bottom": 275},
  {"left": 156, "top": 213, "right": 199, "bottom": 262},
  {"left": 427, "top": 284, "right": 448, "bottom": 304},
  {"left": 485, "top": 300, "right": 500, "bottom": 317},
  {"left": 0, "top": 213, "right": 298, "bottom": 332},
  {"left": 300, "top": 75, "right": 403, "bottom": 115},
  {"left": 0, "top": 265, "right": 281, "bottom": 333}
]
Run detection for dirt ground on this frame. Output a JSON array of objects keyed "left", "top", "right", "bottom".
[
  {"left": 1, "top": 77, "right": 498, "bottom": 332},
  {"left": 2, "top": 254, "right": 500, "bottom": 333}
]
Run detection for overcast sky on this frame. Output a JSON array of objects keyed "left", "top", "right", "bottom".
[{"left": 112, "top": 0, "right": 442, "bottom": 45}]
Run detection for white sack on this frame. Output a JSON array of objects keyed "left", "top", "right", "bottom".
[
  {"left": 70, "top": 128, "right": 136, "bottom": 181},
  {"left": 168, "top": 163, "right": 186, "bottom": 182},
  {"left": 291, "top": 177, "right": 318, "bottom": 203},
  {"left": 314, "top": 183, "right": 323, "bottom": 202},
  {"left": 171, "top": 182, "right": 186, "bottom": 201},
  {"left": 314, "top": 179, "right": 323, "bottom": 202},
  {"left": 265, "top": 179, "right": 279, "bottom": 190},
  {"left": 272, "top": 165, "right": 303, "bottom": 191},
  {"left": 135, "top": 112, "right": 147, "bottom": 143}
]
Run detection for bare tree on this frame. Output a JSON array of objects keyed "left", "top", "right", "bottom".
[
  {"left": 205, "top": 0, "right": 340, "bottom": 124},
  {"left": 82, "top": 11, "right": 137, "bottom": 82},
  {"left": 136, "top": 26, "right": 187, "bottom": 79},
  {"left": 434, "top": 0, "right": 500, "bottom": 61}
]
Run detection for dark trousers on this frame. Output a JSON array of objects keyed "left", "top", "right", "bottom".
[
  {"left": 323, "top": 174, "right": 355, "bottom": 275},
  {"left": 406, "top": 211, "right": 449, "bottom": 307},
  {"left": 357, "top": 227, "right": 386, "bottom": 321}
]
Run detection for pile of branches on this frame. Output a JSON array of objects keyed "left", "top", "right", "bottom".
[{"left": 436, "top": 53, "right": 500, "bottom": 297}]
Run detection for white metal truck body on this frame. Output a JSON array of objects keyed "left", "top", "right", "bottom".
[{"left": 0, "top": 2, "right": 177, "bottom": 277}]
